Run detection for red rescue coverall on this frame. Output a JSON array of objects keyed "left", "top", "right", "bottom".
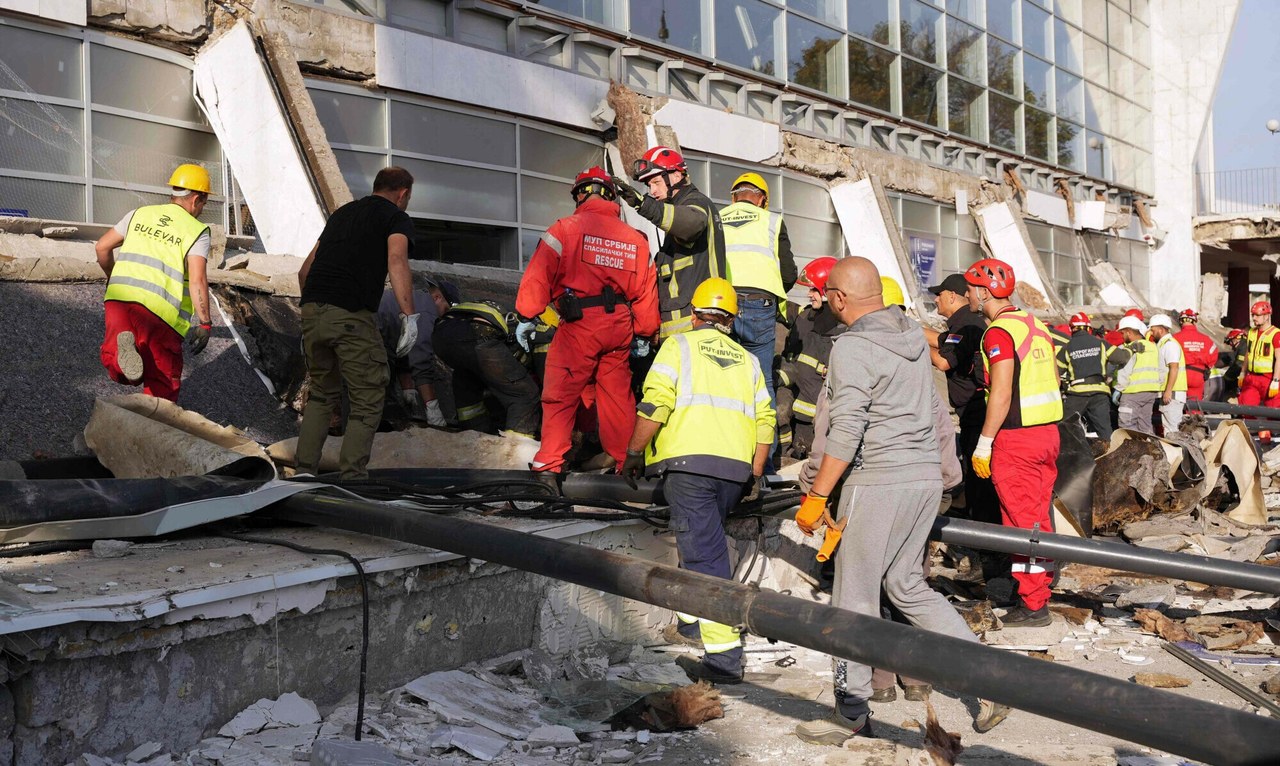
[
  {"left": 1173, "top": 324, "right": 1217, "bottom": 403},
  {"left": 517, "top": 196, "right": 659, "bottom": 473}
]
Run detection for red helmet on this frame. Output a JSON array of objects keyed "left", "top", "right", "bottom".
[
  {"left": 1252, "top": 301, "right": 1272, "bottom": 316},
  {"left": 963, "top": 258, "right": 1016, "bottom": 299},
  {"left": 1227, "top": 328, "right": 1247, "bottom": 342},
  {"left": 632, "top": 146, "right": 686, "bottom": 181},
  {"left": 1178, "top": 308, "right": 1198, "bottom": 323},
  {"left": 1123, "top": 308, "right": 1144, "bottom": 320},
  {"left": 1069, "top": 312, "right": 1091, "bottom": 328},
  {"left": 571, "top": 166, "right": 615, "bottom": 201},
  {"left": 797, "top": 256, "right": 838, "bottom": 295}
]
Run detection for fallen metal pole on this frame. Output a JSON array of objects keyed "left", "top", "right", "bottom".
[
  {"left": 931, "top": 516, "right": 1280, "bottom": 596},
  {"left": 1191, "top": 400, "right": 1280, "bottom": 419},
  {"left": 273, "top": 492, "right": 1280, "bottom": 766},
  {"left": 1164, "top": 642, "right": 1280, "bottom": 718}
]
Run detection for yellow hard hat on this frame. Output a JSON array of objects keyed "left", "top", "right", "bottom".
[
  {"left": 880, "top": 276, "right": 905, "bottom": 308},
  {"left": 538, "top": 306, "right": 560, "bottom": 328},
  {"left": 168, "top": 163, "right": 211, "bottom": 194},
  {"left": 731, "top": 172, "right": 769, "bottom": 207},
  {"left": 691, "top": 277, "right": 739, "bottom": 317}
]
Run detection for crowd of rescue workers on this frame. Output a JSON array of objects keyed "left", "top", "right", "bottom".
[{"left": 94, "top": 154, "right": 1280, "bottom": 744}]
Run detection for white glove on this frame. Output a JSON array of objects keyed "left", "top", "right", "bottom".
[
  {"left": 424, "top": 399, "right": 446, "bottom": 427},
  {"left": 515, "top": 320, "right": 538, "bottom": 352},
  {"left": 973, "top": 434, "right": 993, "bottom": 461},
  {"left": 395, "top": 313, "right": 419, "bottom": 358}
]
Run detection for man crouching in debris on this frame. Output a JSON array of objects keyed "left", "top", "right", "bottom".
[{"left": 792, "top": 257, "right": 1008, "bottom": 743}]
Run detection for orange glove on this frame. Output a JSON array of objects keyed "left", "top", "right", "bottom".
[
  {"left": 971, "top": 434, "right": 994, "bottom": 480},
  {"left": 796, "top": 493, "right": 828, "bottom": 536},
  {"left": 815, "top": 517, "right": 847, "bottom": 562}
]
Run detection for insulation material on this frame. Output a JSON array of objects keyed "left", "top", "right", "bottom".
[
  {"left": 972, "top": 201, "right": 1057, "bottom": 311},
  {"left": 651, "top": 100, "right": 780, "bottom": 163},
  {"left": 83, "top": 395, "right": 273, "bottom": 479},
  {"left": 193, "top": 21, "right": 326, "bottom": 257},
  {"left": 830, "top": 179, "right": 916, "bottom": 312},
  {"left": 1200, "top": 420, "right": 1268, "bottom": 526},
  {"left": 267, "top": 429, "right": 540, "bottom": 472}
]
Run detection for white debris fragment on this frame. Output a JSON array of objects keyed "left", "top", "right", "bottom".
[
  {"left": 402, "top": 670, "right": 540, "bottom": 739},
  {"left": 19, "top": 583, "right": 58, "bottom": 593},
  {"left": 449, "top": 725, "right": 510, "bottom": 761},
  {"left": 165, "top": 566, "right": 184, "bottom": 574},
  {"left": 210, "top": 562, "right": 224, "bottom": 568},
  {"left": 526, "top": 724, "right": 580, "bottom": 748},
  {"left": 311, "top": 739, "right": 400, "bottom": 766},
  {"left": 218, "top": 692, "right": 320, "bottom": 738},
  {"left": 92, "top": 540, "right": 133, "bottom": 559},
  {"left": 124, "top": 741, "right": 163, "bottom": 762},
  {"left": 637, "top": 730, "right": 651, "bottom": 744},
  {"left": 600, "top": 747, "right": 635, "bottom": 763}
]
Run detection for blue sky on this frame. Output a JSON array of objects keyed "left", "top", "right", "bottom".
[{"left": 1212, "top": 0, "right": 1280, "bottom": 172}]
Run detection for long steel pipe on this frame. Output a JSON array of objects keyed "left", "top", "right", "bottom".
[{"left": 273, "top": 492, "right": 1280, "bottom": 766}]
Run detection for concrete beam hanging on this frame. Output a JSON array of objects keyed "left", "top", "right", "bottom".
[
  {"left": 973, "top": 200, "right": 1066, "bottom": 315},
  {"left": 253, "top": 0, "right": 376, "bottom": 80},
  {"left": 829, "top": 178, "right": 918, "bottom": 313},
  {"left": 89, "top": 0, "right": 211, "bottom": 44}
]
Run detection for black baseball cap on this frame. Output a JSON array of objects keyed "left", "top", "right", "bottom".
[
  {"left": 423, "top": 276, "right": 462, "bottom": 305},
  {"left": 928, "top": 273, "right": 970, "bottom": 296}
]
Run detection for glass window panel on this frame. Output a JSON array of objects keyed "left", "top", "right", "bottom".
[
  {"left": 390, "top": 102, "right": 516, "bottom": 166},
  {"left": 787, "top": 14, "right": 845, "bottom": 95},
  {"left": 1131, "top": 0, "right": 1148, "bottom": 23},
  {"left": 902, "top": 199, "right": 939, "bottom": 231},
  {"left": 631, "top": 0, "right": 703, "bottom": 53},
  {"left": 988, "top": 36, "right": 1020, "bottom": 95},
  {"left": 947, "top": 77, "right": 985, "bottom": 139},
  {"left": 1055, "top": 0, "right": 1082, "bottom": 25},
  {"left": 1022, "top": 1, "right": 1051, "bottom": 58},
  {"left": 0, "top": 175, "right": 84, "bottom": 221},
  {"left": 901, "top": 0, "right": 943, "bottom": 65},
  {"left": 847, "top": 0, "right": 893, "bottom": 45},
  {"left": 989, "top": 92, "right": 1020, "bottom": 150},
  {"left": 310, "top": 89, "right": 385, "bottom": 148},
  {"left": 847, "top": 37, "right": 894, "bottom": 112},
  {"left": 1055, "top": 69, "right": 1083, "bottom": 120},
  {"left": 91, "top": 45, "right": 202, "bottom": 124},
  {"left": 1107, "top": 7, "right": 1132, "bottom": 52},
  {"left": 1026, "top": 221, "right": 1052, "bottom": 249},
  {"left": 788, "top": 0, "right": 843, "bottom": 27},
  {"left": 782, "top": 175, "right": 836, "bottom": 220},
  {"left": 1133, "top": 64, "right": 1150, "bottom": 107},
  {"left": 1025, "top": 105, "right": 1053, "bottom": 161},
  {"left": 398, "top": 156, "right": 517, "bottom": 221},
  {"left": 1054, "top": 18, "right": 1081, "bottom": 73},
  {"left": 531, "top": 0, "right": 607, "bottom": 24},
  {"left": 520, "top": 175, "right": 574, "bottom": 227},
  {"left": 901, "top": 59, "right": 944, "bottom": 126},
  {"left": 1083, "top": 32, "right": 1107, "bottom": 84},
  {"left": 947, "top": 0, "right": 985, "bottom": 27},
  {"left": 0, "top": 104, "right": 83, "bottom": 175},
  {"left": 1022, "top": 53, "right": 1052, "bottom": 108},
  {"left": 708, "top": 163, "right": 781, "bottom": 204},
  {"left": 0, "top": 25, "right": 81, "bottom": 100},
  {"left": 1057, "top": 119, "right": 1083, "bottom": 170},
  {"left": 91, "top": 113, "right": 222, "bottom": 191},
  {"left": 1133, "top": 17, "right": 1150, "bottom": 64},
  {"left": 92, "top": 185, "right": 224, "bottom": 227},
  {"left": 717, "top": 0, "right": 782, "bottom": 76},
  {"left": 519, "top": 127, "right": 602, "bottom": 177},
  {"left": 1085, "top": 129, "right": 1107, "bottom": 178},
  {"left": 787, "top": 216, "right": 843, "bottom": 257},
  {"left": 957, "top": 238, "right": 984, "bottom": 269},
  {"left": 455, "top": 9, "right": 509, "bottom": 52},
  {"left": 988, "top": 0, "right": 1018, "bottom": 43},
  {"left": 936, "top": 237, "right": 960, "bottom": 275},
  {"left": 386, "top": 0, "right": 449, "bottom": 35},
  {"left": 683, "top": 158, "right": 710, "bottom": 194},
  {"left": 940, "top": 206, "right": 957, "bottom": 236},
  {"left": 1055, "top": 251, "right": 1082, "bottom": 282},
  {"left": 946, "top": 18, "right": 985, "bottom": 82},
  {"left": 1082, "top": 0, "right": 1106, "bottom": 39},
  {"left": 1109, "top": 51, "right": 1133, "bottom": 97},
  {"left": 957, "top": 210, "right": 979, "bottom": 240},
  {"left": 331, "top": 148, "right": 384, "bottom": 196}
]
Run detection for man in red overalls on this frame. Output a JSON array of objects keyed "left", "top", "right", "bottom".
[
  {"left": 1239, "top": 301, "right": 1280, "bottom": 408},
  {"left": 515, "top": 167, "right": 659, "bottom": 482},
  {"left": 1173, "top": 309, "right": 1217, "bottom": 405}
]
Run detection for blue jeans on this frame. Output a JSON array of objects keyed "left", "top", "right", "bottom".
[{"left": 732, "top": 294, "right": 778, "bottom": 470}]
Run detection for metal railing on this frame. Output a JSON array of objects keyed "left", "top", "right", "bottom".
[{"left": 1196, "top": 167, "right": 1280, "bottom": 216}]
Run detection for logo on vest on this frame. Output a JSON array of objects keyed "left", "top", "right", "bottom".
[
  {"left": 720, "top": 208, "right": 760, "bottom": 228},
  {"left": 698, "top": 337, "right": 746, "bottom": 369},
  {"left": 581, "top": 234, "right": 638, "bottom": 272},
  {"left": 158, "top": 214, "right": 172, "bottom": 228}
]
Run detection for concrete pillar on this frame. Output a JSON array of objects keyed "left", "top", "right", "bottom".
[
  {"left": 1228, "top": 266, "right": 1250, "bottom": 327},
  {"left": 1271, "top": 275, "right": 1280, "bottom": 313}
]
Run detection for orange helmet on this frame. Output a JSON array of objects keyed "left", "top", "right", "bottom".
[
  {"left": 1069, "top": 312, "right": 1091, "bottom": 328},
  {"left": 797, "top": 256, "right": 838, "bottom": 295},
  {"left": 632, "top": 146, "right": 686, "bottom": 181},
  {"left": 964, "top": 258, "right": 1016, "bottom": 299},
  {"left": 571, "top": 166, "right": 615, "bottom": 201},
  {"left": 1252, "top": 301, "right": 1272, "bottom": 316}
]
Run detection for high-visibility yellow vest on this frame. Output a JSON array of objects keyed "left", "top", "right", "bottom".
[
  {"left": 1122, "top": 340, "right": 1162, "bottom": 393},
  {"left": 982, "top": 309, "right": 1063, "bottom": 427},
  {"left": 104, "top": 203, "right": 208, "bottom": 337},
  {"left": 639, "top": 327, "right": 774, "bottom": 480},
  {"left": 1156, "top": 334, "right": 1188, "bottom": 392},
  {"left": 719, "top": 201, "right": 785, "bottom": 298},
  {"left": 1246, "top": 326, "right": 1280, "bottom": 374}
]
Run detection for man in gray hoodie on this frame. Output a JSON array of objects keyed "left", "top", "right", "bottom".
[{"left": 793, "top": 257, "right": 1007, "bottom": 744}]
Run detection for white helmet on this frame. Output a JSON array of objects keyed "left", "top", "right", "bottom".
[
  {"left": 1118, "top": 316, "right": 1148, "bottom": 335},
  {"left": 1148, "top": 313, "right": 1173, "bottom": 330}
]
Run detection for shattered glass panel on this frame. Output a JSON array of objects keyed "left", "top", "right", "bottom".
[
  {"left": 90, "top": 45, "right": 205, "bottom": 125},
  {"left": 0, "top": 25, "right": 81, "bottom": 100}
]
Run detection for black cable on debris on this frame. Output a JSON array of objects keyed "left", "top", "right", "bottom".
[{"left": 219, "top": 532, "right": 371, "bottom": 742}]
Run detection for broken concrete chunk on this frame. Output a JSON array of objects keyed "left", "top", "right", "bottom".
[
  {"left": 1133, "top": 673, "right": 1191, "bottom": 688},
  {"left": 266, "top": 692, "right": 321, "bottom": 728},
  {"left": 219, "top": 703, "right": 271, "bottom": 738},
  {"left": 1262, "top": 672, "right": 1280, "bottom": 696},
  {"left": 525, "top": 724, "right": 580, "bottom": 748},
  {"left": 71, "top": 755, "right": 115, "bottom": 766},
  {"left": 449, "top": 725, "right": 510, "bottom": 761},
  {"left": 311, "top": 739, "right": 400, "bottom": 766},
  {"left": 1114, "top": 584, "right": 1176, "bottom": 610},
  {"left": 402, "top": 670, "right": 541, "bottom": 739},
  {"left": 42, "top": 225, "right": 79, "bottom": 238},
  {"left": 18, "top": 583, "right": 58, "bottom": 593},
  {"left": 92, "top": 540, "right": 133, "bottom": 559},
  {"left": 600, "top": 748, "right": 635, "bottom": 763},
  {"left": 124, "top": 741, "right": 163, "bottom": 762}
]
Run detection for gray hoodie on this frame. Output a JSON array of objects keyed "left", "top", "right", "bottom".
[{"left": 823, "top": 305, "right": 942, "bottom": 486}]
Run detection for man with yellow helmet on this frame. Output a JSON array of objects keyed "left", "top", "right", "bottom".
[
  {"left": 622, "top": 277, "right": 775, "bottom": 685},
  {"left": 94, "top": 163, "right": 215, "bottom": 401}
]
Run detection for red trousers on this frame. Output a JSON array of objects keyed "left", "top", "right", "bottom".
[
  {"left": 531, "top": 310, "right": 634, "bottom": 473},
  {"left": 1238, "top": 373, "right": 1280, "bottom": 408},
  {"left": 1185, "top": 371, "right": 1205, "bottom": 404},
  {"left": 991, "top": 424, "right": 1059, "bottom": 611},
  {"left": 101, "top": 300, "right": 183, "bottom": 401}
]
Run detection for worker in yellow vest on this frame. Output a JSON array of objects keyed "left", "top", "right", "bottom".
[
  {"left": 966, "top": 258, "right": 1062, "bottom": 630},
  {"left": 1147, "top": 314, "right": 1188, "bottom": 432},
  {"left": 94, "top": 164, "right": 214, "bottom": 401},
  {"left": 1239, "top": 301, "right": 1280, "bottom": 407},
  {"left": 1113, "top": 316, "right": 1161, "bottom": 435}
]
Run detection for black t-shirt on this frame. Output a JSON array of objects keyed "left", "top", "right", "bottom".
[
  {"left": 301, "top": 195, "right": 416, "bottom": 313},
  {"left": 938, "top": 307, "right": 987, "bottom": 410}
]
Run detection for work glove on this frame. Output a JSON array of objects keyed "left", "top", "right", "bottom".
[
  {"left": 611, "top": 176, "right": 644, "bottom": 209},
  {"left": 187, "top": 323, "right": 211, "bottom": 355},
  {"left": 621, "top": 449, "right": 646, "bottom": 490},
  {"left": 395, "top": 313, "right": 419, "bottom": 358},
  {"left": 1269, "top": 380, "right": 1280, "bottom": 400},
  {"left": 971, "top": 434, "right": 994, "bottom": 480},
  {"left": 742, "top": 474, "right": 764, "bottom": 503},
  {"left": 795, "top": 493, "right": 828, "bottom": 536},
  {"left": 1111, "top": 389, "right": 1121, "bottom": 406},
  {"left": 424, "top": 399, "right": 446, "bottom": 427},
  {"left": 816, "top": 517, "right": 848, "bottom": 563},
  {"left": 515, "top": 319, "right": 538, "bottom": 352},
  {"left": 631, "top": 337, "right": 651, "bottom": 359}
]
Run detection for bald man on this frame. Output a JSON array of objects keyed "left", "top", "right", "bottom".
[{"left": 794, "top": 258, "right": 1005, "bottom": 744}]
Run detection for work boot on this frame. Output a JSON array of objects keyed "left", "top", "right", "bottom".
[
  {"left": 116, "top": 331, "right": 143, "bottom": 384},
  {"left": 974, "top": 699, "right": 1011, "bottom": 732},
  {"left": 675, "top": 654, "right": 742, "bottom": 685},
  {"left": 1000, "top": 604, "right": 1052, "bottom": 628},
  {"left": 532, "top": 470, "right": 562, "bottom": 496},
  {"left": 869, "top": 687, "right": 896, "bottom": 703},
  {"left": 794, "top": 713, "right": 873, "bottom": 745},
  {"left": 903, "top": 684, "right": 931, "bottom": 701},
  {"left": 660, "top": 623, "right": 703, "bottom": 649},
  {"left": 577, "top": 451, "right": 617, "bottom": 472}
]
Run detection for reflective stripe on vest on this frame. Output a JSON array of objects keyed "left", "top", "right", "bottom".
[
  {"left": 719, "top": 201, "right": 784, "bottom": 298},
  {"left": 104, "top": 203, "right": 207, "bottom": 337},
  {"left": 660, "top": 310, "right": 693, "bottom": 340},
  {"left": 1247, "top": 326, "right": 1280, "bottom": 374},
  {"left": 1122, "top": 340, "right": 1162, "bottom": 393},
  {"left": 1157, "top": 335, "right": 1188, "bottom": 392},
  {"left": 796, "top": 353, "right": 827, "bottom": 376},
  {"left": 445, "top": 302, "right": 508, "bottom": 333},
  {"left": 982, "top": 309, "right": 1063, "bottom": 427}
]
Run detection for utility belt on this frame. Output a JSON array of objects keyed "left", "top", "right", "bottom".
[
  {"left": 1187, "top": 365, "right": 1209, "bottom": 377},
  {"left": 556, "top": 286, "right": 629, "bottom": 322},
  {"left": 735, "top": 289, "right": 776, "bottom": 306},
  {"left": 1069, "top": 374, "right": 1105, "bottom": 386}
]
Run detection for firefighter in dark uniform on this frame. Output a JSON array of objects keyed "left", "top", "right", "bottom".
[
  {"left": 777, "top": 256, "right": 842, "bottom": 459},
  {"left": 1061, "top": 312, "right": 1114, "bottom": 441},
  {"left": 434, "top": 300, "right": 541, "bottom": 437}
]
